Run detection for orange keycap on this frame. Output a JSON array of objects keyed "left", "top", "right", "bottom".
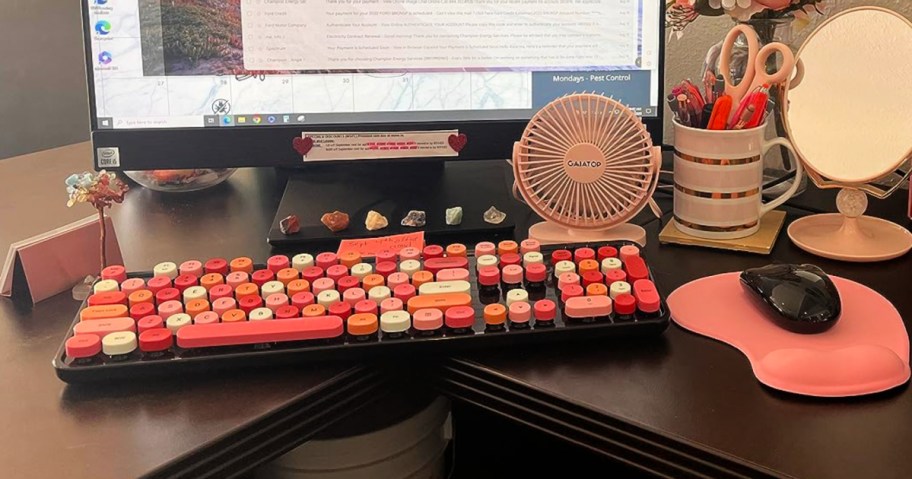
[
  {"left": 128, "top": 289, "right": 154, "bottom": 307},
  {"left": 229, "top": 257, "right": 254, "bottom": 274},
  {"left": 80, "top": 304, "right": 129, "bottom": 322},
  {"left": 276, "top": 268, "right": 299, "bottom": 285},
  {"left": 221, "top": 309, "right": 247, "bottom": 323},
  {"left": 235, "top": 283, "right": 259, "bottom": 299},
  {"left": 302, "top": 304, "right": 327, "bottom": 317},
  {"left": 586, "top": 283, "right": 608, "bottom": 297},
  {"left": 445, "top": 243, "right": 467, "bottom": 257},
  {"left": 579, "top": 259, "right": 599, "bottom": 275},
  {"left": 411, "top": 271, "right": 434, "bottom": 289},
  {"left": 347, "top": 313, "right": 379, "bottom": 336},
  {"left": 287, "top": 279, "right": 310, "bottom": 296},
  {"left": 339, "top": 251, "right": 362, "bottom": 268},
  {"left": 497, "top": 240, "right": 519, "bottom": 255},
  {"left": 200, "top": 273, "right": 224, "bottom": 290},
  {"left": 185, "top": 298, "right": 211, "bottom": 318},
  {"left": 362, "top": 274, "right": 385, "bottom": 292},
  {"left": 483, "top": 303, "right": 507, "bottom": 325},
  {"left": 407, "top": 292, "right": 472, "bottom": 314}
]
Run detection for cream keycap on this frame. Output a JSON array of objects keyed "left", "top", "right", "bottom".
[
  {"left": 166, "top": 313, "right": 192, "bottom": 333},
  {"left": 554, "top": 260, "right": 576, "bottom": 276},
  {"left": 418, "top": 280, "right": 471, "bottom": 296},
  {"left": 601, "top": 258, "right": 623, "bottom": 273},
  {"left": 249, "top": 307, "right": 274, "bottom": 321},
  {"left": 368, "top": 285, "right": 392, "bottom": 303},
  {"left": 317, "top": 289, "right": 341, "bottom": 308},
  {"left": 476, "top": 255, "right": 499, "bottom": 269},
  {"left": 523, "top": 251, "right": 544, "bottom": 267},
  {"left": 350, "top": 263, "right": 373, "bottom": 279},
  {"left": 182, "top": 285, "right": 208, "bottom": 302},
  {"left": 93, "top": 279, "right": 120, "bottom": 294},
  {"left": 153, "top": 261, "right": 179, "bottom": 279},
  {"left": 505, "top": 288, "right": 529, "bottom": 306},
  {"left": 609, "top": 281, "right": 632, "bottom": 299},
  {"left": 261, "top": 280, "right": 286, "bottom": 298},
  {"left": 102, "top": 331, "right": 137, "bottom": 356},
  {"left": 399, "top": 259, "right": 421, "bottom": 277},
  {"left": 380, "top": 310, "right": 411, "bottom": 334},
  {"left": 292, "top": 253, "right": 315, "bottom": 271}
]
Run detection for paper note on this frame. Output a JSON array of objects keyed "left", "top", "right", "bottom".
[
  {"left": 337, "top": 232, "right": 425, "bottom": 258},
  {"left": 301, "top": 131, "right": 458, "bottom": 161}
]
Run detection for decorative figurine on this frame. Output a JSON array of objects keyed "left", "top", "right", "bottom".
[
  {"left": 365, "top": 210, "right": 389, "bottom": 231},
  {"left": 483, "top": 206, "right": 506, "bottom": 225},
  {"left": 65, "top": 170, "right": 128, "bottom": 273},
  {"left": 401, "top": 210, "right": 427, "bottom": 228},
  {"left": 321, "top": 210, "right": 350, "bottom": 232},
  {"left": 279, "top": 214, "right": 301, "bottom": 235},
  {"left": 445, "top": 206, "right": 464, "bottom": 226}
]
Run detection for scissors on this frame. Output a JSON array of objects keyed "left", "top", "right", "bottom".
[{"left": 720, "top": 25, "right": 797, "bottom": 120}]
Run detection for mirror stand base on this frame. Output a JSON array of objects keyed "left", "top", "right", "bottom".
[{"left": 788, "top": 211, "right": 912, "bottom": 263}]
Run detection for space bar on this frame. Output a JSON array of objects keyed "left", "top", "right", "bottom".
[{"left": 176, "top": 316, "right": 344, "bottom": 348}]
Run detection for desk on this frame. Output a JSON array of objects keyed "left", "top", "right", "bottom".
[{"left": 2, "top": 144, "right": 910, "bottom": 478}]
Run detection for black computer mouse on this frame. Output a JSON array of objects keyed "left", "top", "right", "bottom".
[{"left": 739, "top": 264, "right": 842, "bottom": 334}]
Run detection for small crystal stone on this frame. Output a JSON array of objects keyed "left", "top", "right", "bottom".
[
  {"left": 365, "top": 210, "right": 389, "bottom": 231},
  {"left": 279, "top": 214, "right": 300, "bottom": 235},
  {"left": 321, "top": 210, "right": 350, "bottom": 232},
  {"left": 445, "top": 207, "right": 463, "bottom": 226},
  {"left": 401, "top": 210, "right": 427, "bottom": 227},
  {"left": 483, "top": 206, "right": 507, "bottom": 225}
]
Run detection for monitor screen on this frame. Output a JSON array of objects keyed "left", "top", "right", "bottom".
[{"left": 85, "top": 0, "right": 662, "bottom": 131}]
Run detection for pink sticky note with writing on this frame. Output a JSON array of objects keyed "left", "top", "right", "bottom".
[
  {"left": 1, "top": 215, "right": 123, "bottom": 304},
  {"left": 337, "top": 232, "right": 425, "bottom": 258}
]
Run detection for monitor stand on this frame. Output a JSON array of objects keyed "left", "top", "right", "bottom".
[{"left": 267, "top": 160, "right": 517, "bottom": 250}]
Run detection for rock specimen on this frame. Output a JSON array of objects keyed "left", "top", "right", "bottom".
[
  {"left": 401, "top": 210, "right": 427, "bottom": 227},
  {"left": 320, "top": 210, "right": 350, "bottom": 232},
  {"left": 365, "top": 210, "right": 389, "bottom": 231},
  {"left": 483, "top": 206, "right": 507, "bottom": 225},
  {"left": 279, "top": 214, "right": 300, "bottom": 235},
  {"left": 445, "top": 207, "right": 463, "bottom": 226}
]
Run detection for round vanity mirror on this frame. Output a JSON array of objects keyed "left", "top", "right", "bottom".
[{"left": 782, "top": 7, "right": 912, "bottom": 262}]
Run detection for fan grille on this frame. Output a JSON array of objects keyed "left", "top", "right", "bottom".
[{"left": 514, "top": 93, "right": 657, "bottom": 230}]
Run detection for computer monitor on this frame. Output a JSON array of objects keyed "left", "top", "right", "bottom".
[{"left": 82, "top": 0, "right": 664, "bottom": 170}]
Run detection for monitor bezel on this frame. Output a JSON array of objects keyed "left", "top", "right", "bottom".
[{"left": 83, "top": 1, "right": 666, "bottom": 171}]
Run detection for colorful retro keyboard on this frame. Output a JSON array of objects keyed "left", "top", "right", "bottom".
[{"left": 53, "top": 240, "right": 670, "bottom": 382}]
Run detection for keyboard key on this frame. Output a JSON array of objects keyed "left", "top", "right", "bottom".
[
  {"left": 102, "top": 331, "right": 137, "bottom": 357},
  {"left": 564, "top": 296, "right": 613, "bottom": 321},
  {"left": 137, "top": 315, "right": 164, "bottom": 333},
  {"left": 380, "top": 311, "right": 410, "bottom": 335},
  {"left": 204, "top": 258, "right": 229, "bottom": 275},
  {"left": 66, "top": 334, "right": 101, "bottom": 360},
  {"left": 88, "top": 291, "right": 127, "bottom": 307},
  {"left": 609, "top": 281, "right": 632, "bottom": 300},
  {"left": 633, "top": 279, "right": 662, "bottom": 314},
  {"left": 73, "top": 317, "right": 135, "bottom": 340},
  {"left": 419, "top": 280, "right": 471, "bottom": 296},
  {"left": 166, "top": 313, "right": 192, "bottom": 333},
  {"left": 139, "top": 329, "right": 173, "bottom": 353},
  {"left": 407, "top": 292, "right": 472, "bottom": 314},
  {"left": 177, "top": 316, "right": 344, "bottom": 348},
  {"left": 80, "top": 304, "right": 129, "bottom": 322},
  {"left": 423, "top": 257, "right": 469, "bottom": 274}
]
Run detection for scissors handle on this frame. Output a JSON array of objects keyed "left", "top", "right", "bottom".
[
  {"left": 720, "top": 25, "right": 760, "bottom": 104},
  {"left": 751, "top": 44, "right": 796, "bottom": 91}
]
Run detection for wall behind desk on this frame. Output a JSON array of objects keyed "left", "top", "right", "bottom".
[
  {"left": 663, "top": 0, "right": 912, "bottom": 145},
  {"left": 0, "top": 0, "right": 89, "bottom": 160},
  {"left": 1, "top": 1, "right": 910, "bottom": 159}
]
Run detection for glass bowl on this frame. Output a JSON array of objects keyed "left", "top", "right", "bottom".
[{"left": 125, "top": 168, "right": 236, "bottom": 192}]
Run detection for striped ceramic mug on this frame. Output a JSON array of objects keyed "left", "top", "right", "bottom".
[{"left": 672, "top": 121, "right": 803, "bottom": 240}]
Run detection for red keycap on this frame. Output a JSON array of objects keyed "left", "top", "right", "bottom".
[
  {"left": 238, "top": 295, "right": 264, "bottom": 313},
  {"left": 376, "top": 251, "right": 398, "bottom": 263},
  {"left": 176, "top": 316, "right": 344, "bottom": 348},
  {"left": 445, "top": 305, "right": 475, "bottom": 330},
  {"left": 614, "top": 293, "right": 637, "bottom": 316},
  {"left": 525, "top": 263, "right": 547, "bottom": 283},
  {"left": 267, "top": 255, "right": 290, "bottom": 273},
  {"left": 130, "top": 302, "right": 156, "bottom": 321},
  {"left": 302, "top": 266, "right": 324, "bottom": 284},
  {"left": 597, "top": 246, "right": 618, "bottom": 261},
  {"left": 354, "top": 299, "right": 378, "bottom": 316},
  {"left": 66, "top": 335, "right": 101, "bottom": 359},
  {"left": 393, "top": 283, "right": 416, "bottom": 302},
  {"left": 624, "top": 256, "right": 649, "bottom": 283},
  {"left": 477, "top": 266, "right": 500, "bottom": 287},
  {"left": 251, "top": 269, "right": 275, "bottom": 287},
  {"left": 147, "top": 276, "right": 172, "bottom": 294},
  {"left": 139, "top": 329, "right": 173, "bottom": 352},
  {"left": 574, "top": 248, "right": 596, "bottom": 263},
  {"left": 326, "top": 264, "right": 349, "bottom": 282},
  {"left": 291, "top": 292, "right": 315, "bottom": 309},
  {"left": 100, "top": 265, "right": 127, "bottom": 283},
  {"left": 551, "top": 249, "right": 572, "bottom": 265},
  {"left": 633, "top": 280, "right": 661, "bottom": 314},
  {"left": 88, "top": 291, "right": 127, "bottom": 307},
  {"left": 423, "top": 257, "right": 469, "bottom": 274},
  {"left": 328, "top": 301, "right": 352, "bottom": 320},
  {"left": 315, "top": 252, "right": 338, "bottom": 269},
  {"left": 499, "top": 253, "right": 521, "bottom": 268},
  {"left": 605, "top": 269, "right": 627, "bottom": 286},
  {"left": 533, "top": 299, "right": 557, "bottom": 321},
  {"left": 375, "top": 261, "right": 397, "bottom": 278},
  {"left": 204, "top": 258, "right": 229, "bottom": 275},
  {"left": 582, "top": 271, "right": 604, "bottom": 287},
  {"left": 155, "top": 287, "right": 180, "bottom": 304},
  {"left": 173, "top": 274, "right": 199, "bottom": 292},
  {"left": 275, "top": 305, "right": 301, "bottom": 319},
  {"left": 423, "top": 245, "right": 444, "bottom": 259},
  {"left": 560, "top": 284, "right": 585, "bottom": 303},
  {"left": 209, "top": 284, "right": 234, "bottom": 301},
  {"left": 337, "top": 276, "right": 360, "bottom": 293},
  {"left": 137, "top": 315, "right": 164, "bottom": 333}
]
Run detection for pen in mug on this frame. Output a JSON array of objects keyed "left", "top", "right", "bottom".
[
  {"left": 703, "top": 70, "right": 716, "bottom": 104},
  {"left": 732, "top": 104, "right": 756, "bottom": 130},
  {"left": 677, "top": 94, "right": 691, "bottom": 127}
]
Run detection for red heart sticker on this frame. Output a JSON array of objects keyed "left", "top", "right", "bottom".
[
  {"left": 448, "top": 133, "right": 468, "bottom": 153},
  {"left": 293, "top": 136, "right": 314, "bottom": 156}
]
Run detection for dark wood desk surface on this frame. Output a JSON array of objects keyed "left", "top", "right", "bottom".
[
  {"left": 3, "top": 144, "right": 911, "bottom": 478},
  {"left": 0, "top": 144, "right": 385, "bottom": 479}
]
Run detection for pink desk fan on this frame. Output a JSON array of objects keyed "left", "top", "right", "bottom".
[{"left": 512, "top": 93, "right": 661, "bottom": 245}]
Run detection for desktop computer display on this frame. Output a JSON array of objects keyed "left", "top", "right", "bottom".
[{"left": 83, "top": 0, "right": 664, "bottom": 170}]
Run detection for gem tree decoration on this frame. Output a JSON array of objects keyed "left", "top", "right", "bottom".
[{"left": 65, "top": 170, "right": 128, "bottom": 273}]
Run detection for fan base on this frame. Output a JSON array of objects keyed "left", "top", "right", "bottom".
[{"left": 529, "top": 222, "right": 647, "bottom": 246}]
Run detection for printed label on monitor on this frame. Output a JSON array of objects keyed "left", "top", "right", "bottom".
[
  {"left": 96, "top": 148, "right": 121, "bottom": 168},
  {"left": 300, "top": 130, "right": 459, "bottom": 161}
]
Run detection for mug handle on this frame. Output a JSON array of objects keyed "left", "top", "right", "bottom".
[{"left": 759, "top": 137, "right": 804, "bottom": 217}]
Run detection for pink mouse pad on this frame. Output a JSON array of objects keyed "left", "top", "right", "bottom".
[{"left": 668, "top": 273, "right": 910, "bottom": 397}]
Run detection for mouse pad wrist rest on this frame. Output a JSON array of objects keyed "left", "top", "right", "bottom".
[{"left": 668, "top": 273, "right": 910, "bottom": 397}]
